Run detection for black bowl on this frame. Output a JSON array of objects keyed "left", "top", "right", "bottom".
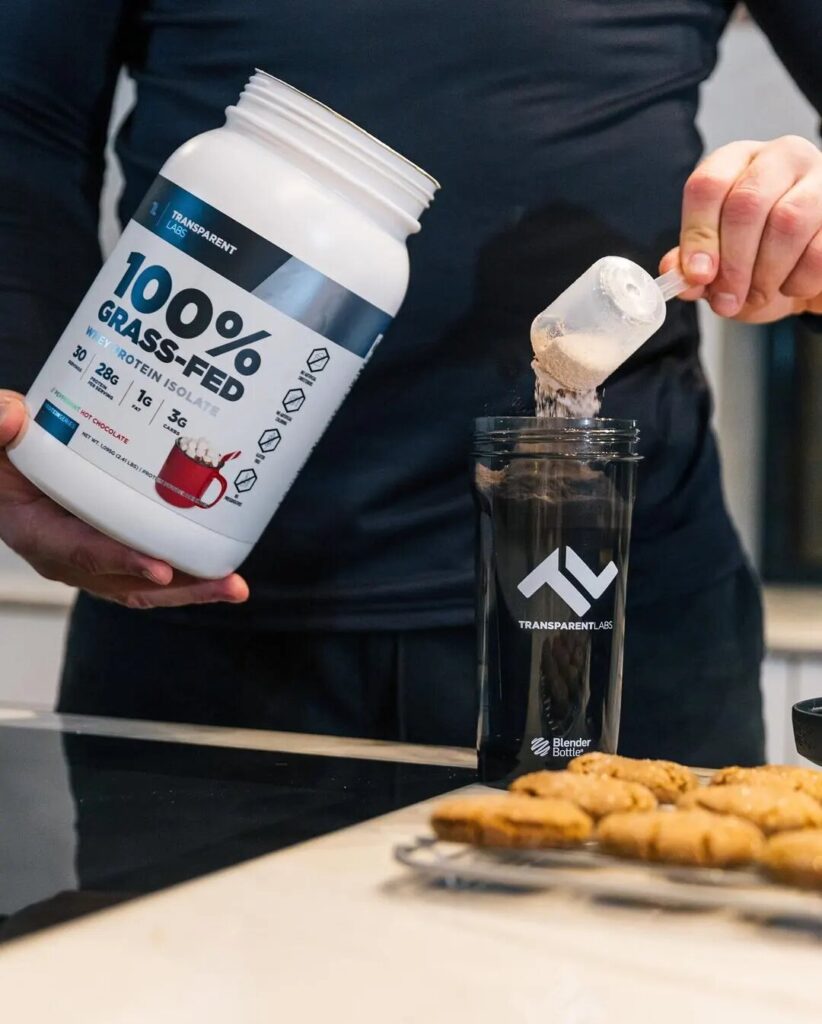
[{"left": 793, "top": 698, "right": 822, "bottom": 767}]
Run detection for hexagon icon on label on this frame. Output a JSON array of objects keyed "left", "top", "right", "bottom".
[
  {"left": 234, "top": 468, "right": 258, "bottom": 493},
  {"left": 282, "top": 388, "right": 306, "bottom": 414},
  {"left": 258, "top": 428, "right": 282, "bottom": 453},
  {"left": 307, "top": 347, "right": 330, "bottom": 373}
]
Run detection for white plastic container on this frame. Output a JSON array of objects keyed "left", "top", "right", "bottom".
[{"left": 9, "top": 71, "right": 438, "bottom": 577}]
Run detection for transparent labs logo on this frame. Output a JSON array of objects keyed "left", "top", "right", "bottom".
[{"left": 517, "top": 546, "right": 617, "bottom": 617}]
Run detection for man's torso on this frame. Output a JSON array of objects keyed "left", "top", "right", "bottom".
[{"left": 113, "top": 0, "right": 739, "bottom": 626}]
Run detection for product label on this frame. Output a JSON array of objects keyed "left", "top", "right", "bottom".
[{"left": 26, "top": 176, "right": 392, "bottom": 543}]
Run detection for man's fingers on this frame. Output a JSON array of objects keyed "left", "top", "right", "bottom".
[
  {"left": 149, "top": 572, "right": 250, "bottom": 607},
  {"left": 0, "top": 420, "right": 175, "bottom": 583},
  {"left": 0, "top": 391, "right": 26, "bottom": 447},
  {"left": 0, "top": 391, "right": 250, "bottom": 607},
  {"left": 781, "top": 227, "right": 822, "bottom": 300},
  {"left": 747, "top": 173, "right": 822, "bottom": 309},
  {"left": 82, "top": 572, "right": 249, "bottom": 610},
  {"left": 680, "top": 140, "right": 759, "bottom": 289},
  {"left": 16, "top": 507, "right": 174, "bottom": 584},
  {"left": 658, "top": 248, "right": 705, "bottom": 301},
  {"left": 709, "top": 149, "right": 801, "bottom": 316}
]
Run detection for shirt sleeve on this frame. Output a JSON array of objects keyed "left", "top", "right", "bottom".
[
  {"left": 744, "top": 1, "right": 822, "bottom": 122},
  {"left": 0, "top": 0, "right": 133, "bottom": 392}
]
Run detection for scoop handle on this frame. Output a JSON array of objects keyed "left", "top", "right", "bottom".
[{"left": 655, "top": 267, "right": 688, "bottom": 302}]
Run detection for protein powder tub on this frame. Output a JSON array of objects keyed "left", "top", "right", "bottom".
[{"left": 9, "top": 72, "right": 438, "bottom": 577}]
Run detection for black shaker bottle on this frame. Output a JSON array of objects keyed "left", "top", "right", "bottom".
[{"left": 474, "top": 417, "right": 640, "bottom": 783}]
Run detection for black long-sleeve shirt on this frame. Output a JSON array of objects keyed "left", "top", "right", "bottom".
[{"left": 1, "top": 0, "right": 820, "bottom": 628}]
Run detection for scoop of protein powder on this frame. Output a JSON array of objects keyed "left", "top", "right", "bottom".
[{"left": 530, "top": 256, "right": 687, "bottom": 395}]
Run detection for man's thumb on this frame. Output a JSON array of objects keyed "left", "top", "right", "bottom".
[{"left": 0, "top": 392, "right": 26, "bottom": 448}]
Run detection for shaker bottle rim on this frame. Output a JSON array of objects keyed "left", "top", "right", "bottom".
[
  {"left": 475, "top": 415, "right": 638, "bottom": 433},
  {"left": 473, "top": 417, "right": 641, "bottom": 458}
]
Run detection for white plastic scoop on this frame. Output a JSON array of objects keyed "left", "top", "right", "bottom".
[{"left": 530, "top": 257, "right": 688, "bottom": 394}]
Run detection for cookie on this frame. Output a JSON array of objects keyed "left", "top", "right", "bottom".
[
  {"left": 711, "top": 765, "right": 822, "bottom": 803},
  {"left": 568, "top": 751, "right": 698, "bottom": 803},
  {"left": 431, "top": 793, "right": 592, "bottom": 848},
  {"left": 595, "top": 809, "right": 764, "bottom": 867},
  {"left": 761, "top": 828, "right": 822, "bottom": 890},
  {"left": 678, "top": 783, "right": 822, "bottom": 835},
  {"left": 510, "top": 770, "right": 657, "bottom": 819},
  {"left": 430, "top": 795, "right": 511, "bottom": 844}
]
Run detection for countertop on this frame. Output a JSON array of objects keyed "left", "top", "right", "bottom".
[
  {"left": 764, "top": 586, "right": 822, "bottom": 656},
  {"left": 0, "top": 707, "right": 819, "bottom": 1023},
  {"left": 0, "top": 705, "right": 475, "bottom": 944}
]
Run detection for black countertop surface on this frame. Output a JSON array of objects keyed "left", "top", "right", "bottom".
[{"left": 0, "top": 718, "right": 475, "bottom": 943}]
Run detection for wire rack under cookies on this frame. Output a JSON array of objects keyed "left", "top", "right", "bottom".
[{"left": 394, "top": 836, "right": 822, "bottom": 931}]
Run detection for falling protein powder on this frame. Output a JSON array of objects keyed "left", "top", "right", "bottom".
[
  {"left": 530, "top": 317, "right": 603, "bottom": 419},
  {"left": 533, "top": 367, "right": 601, "bottom": 419}
]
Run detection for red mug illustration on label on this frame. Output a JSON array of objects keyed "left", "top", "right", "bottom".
[{"left": 155, "top": 437, "right": 241, "bottom": 509}]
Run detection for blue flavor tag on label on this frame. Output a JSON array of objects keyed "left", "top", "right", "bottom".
[{"left": 35, "top": 400, "right": 79, "bottom": 445}]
